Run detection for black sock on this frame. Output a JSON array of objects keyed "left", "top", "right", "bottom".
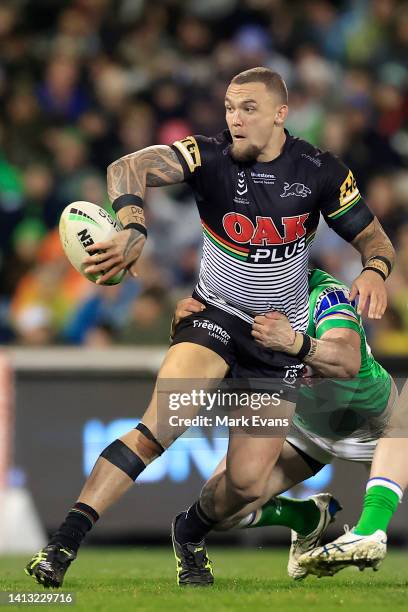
[
  {"left": 49, "top": 502, "right": 99, "bottom": 554},
  {"left": 175, "top": 501, "right": 216, "bottom": 544}
]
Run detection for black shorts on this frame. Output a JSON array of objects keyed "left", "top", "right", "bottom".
[{"left": 171, "top": 302, "right": 303, "bottom": 392}]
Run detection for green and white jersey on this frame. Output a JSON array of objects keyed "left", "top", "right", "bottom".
[{"left": 293, "top": 269, "right": 391, "bottom": 438}]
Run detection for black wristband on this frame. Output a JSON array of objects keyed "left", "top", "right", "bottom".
[
  {"left": 363, "top": 266, "right": 387, "bottom": 281},
  {"left": 124, "top": 222, "right": 147, "bottom": 238},
  {"left": 297, "top": 334, "right": 312, "bottom": 361},
  {"left": 365, "top": 255, "right": 392, "bottom": 277},
  {"left": 112, "top": 194, "right": 144, "bottom": 213}
]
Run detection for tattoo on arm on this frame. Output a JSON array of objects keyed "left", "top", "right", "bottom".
[
  {"left": 107, "top": 145, "right": 184, "bottom": 202},
  {"left": 351, "top": 218, "right": 396, "bottom": 268},
  {"left": 123, "top": 229, "right": 145, "bottom": 262},
  {"left": 304, "top": 337, "right": 318, "bottom": 361}
]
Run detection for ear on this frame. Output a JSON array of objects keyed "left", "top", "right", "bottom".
[{"left": 274, "top": 104, "right": 288, "bottom": 127}]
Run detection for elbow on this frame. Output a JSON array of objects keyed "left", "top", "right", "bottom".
[
  {"left": 337, "top": 367, "right": 358, "bottom": 379},
  {"left": 340, "top": 357, "right": 361, "bottom": 378}
]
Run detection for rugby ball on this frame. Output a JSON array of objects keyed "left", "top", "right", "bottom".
[{"left": 59, "top": 201, "right": 126, "bottom": 285}]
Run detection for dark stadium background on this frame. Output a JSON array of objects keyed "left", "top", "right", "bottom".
[{"left": 0, "top": 0, "right": 407, "bottom": 548}]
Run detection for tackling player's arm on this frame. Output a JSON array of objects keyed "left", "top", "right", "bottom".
[
  {"left": 84, "top": 146, "right": 185, "bottom": 284},
  {"left": 173, "top": 297, "right": 361, "bottom": 377},
  {"left": 251, "top": 311, "right": 361, "bottom": 378}
]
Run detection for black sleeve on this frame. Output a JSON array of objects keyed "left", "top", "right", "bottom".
[
  {"left": 318, "top": 154, "right": 374, "bottom": 242},
  {"left": 170, "top": 135, "right": 218, "bottom": 184}
]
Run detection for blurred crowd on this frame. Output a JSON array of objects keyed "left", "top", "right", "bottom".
[{"left": 0, "top": 0, "right": 407, "bottom": 353}]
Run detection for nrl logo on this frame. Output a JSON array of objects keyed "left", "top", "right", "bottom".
[
  {"left": 280, "top": 182, "right": 311, "bottom": 198},
  {"left": 237, "top": 170, "right": 248, "bottom": 196}
]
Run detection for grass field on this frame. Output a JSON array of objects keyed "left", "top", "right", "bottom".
[{"left": 0, "top": 548, "right": 407, "bottom": 611}]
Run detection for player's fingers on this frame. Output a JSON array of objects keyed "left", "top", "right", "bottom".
[
  {"left": 175, "top": 308, "right": 190, "bottom": 320},
  {"left": 253, "top": 315, "right": 266, "bottom": 325},
  {"left": 189, "top": 298, "right": 205, "bottom": 309},
  {"left": 83, "top": 250, "right": 111, "bottom": 266},
  {"left": 377, "top": 292, "right": 387, "bottom": 318},
  {"left": 85, "top": 240, "right": 112, "bottom": 253},
  {"left": 252, "top": 323, "right": 265, "bottom": 333},
  {"left": 368, "top": 291, "right": 380, "bottom": 319},
  {"left": 356, "top": 288, "right": 368, "bottom": 315},
  {"left": 184, "top": 300, "right": 204, "bottom": 313},
  {"left": 251, "top": 329, "right": 263, "bottom": 340},
  {"left": 265, "top": 311, "right": 283, "bottom": 319},
  {"left": 95, "top": 263, "right": 124, "bottom": 285},
  {"left": 349, "top": 282, "right": 358, "bottom": 302},
  {"left": 84, "top": 255, "right": 122, "bottom": 274},
  {"left": 371, "top": 289, "right": 387, "bottom": 319},
  {"left": 180, "top": 308, "right": 196, "bottom": 318},
  {"left": 175, "top": 302, "right": 203, "bottom": 319}
]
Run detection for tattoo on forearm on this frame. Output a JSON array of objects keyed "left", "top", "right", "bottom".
[
  {"left": 123, "top": 229, "right": 145, "bottom": 261},
  {"left": 107, "top": 146, "right": 184, "bottom": 201},
  {"left": 305, "top": 337, "right": 318, "bottom": 361},
  {"left": 352, "top": 218, "right": 395, "bottom": 268}
]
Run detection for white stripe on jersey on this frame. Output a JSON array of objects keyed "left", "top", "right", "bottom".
[{"left": 195, "top": 234, "right": 310, "bottom": 330}]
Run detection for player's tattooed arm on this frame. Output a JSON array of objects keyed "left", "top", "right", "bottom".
[
  {"left": 351, "top": 218, "right": 395, "bottom": 268},
  {"left": 107, "top": 145, "right": 185, "bottom": 202},
  {"left": 252, "top": 313, "right": 361, "bottom": 377},
  {"left": 349, "top": 218, "right": 395, "bottom": 318}
]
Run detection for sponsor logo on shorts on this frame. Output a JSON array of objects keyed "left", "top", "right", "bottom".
[
  {"left": 280, "top": 182, "right": 311, "bottom": 198},
  {"left": 193, "top": 319, "right": 231, "bottom": 345}
]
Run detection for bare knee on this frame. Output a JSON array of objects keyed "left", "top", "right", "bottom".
[{"left": 226, "top": 471, "right": 269, "bottom": 505}]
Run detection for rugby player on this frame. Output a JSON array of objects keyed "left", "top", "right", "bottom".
[
  {"left": 174, "top": 268, "right": 401, "bottom": 580},
  {"left": 298, "top": 381, "right": 408, "bottom": 577},
  {"left": 25, "top": 67, "right": 395, "bottom": 588}
]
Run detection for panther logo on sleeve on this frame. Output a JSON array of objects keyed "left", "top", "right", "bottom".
[{"left": 173, "top": 136, "right": 202, "bottom": 173}]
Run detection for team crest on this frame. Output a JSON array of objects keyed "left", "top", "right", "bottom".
[{"left": 280, "top": 182, "right": 311, "bottom": 198}]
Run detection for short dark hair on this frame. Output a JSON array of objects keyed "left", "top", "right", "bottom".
[{"left": 230, "top": 67, "right": 288, "bottom": 104}]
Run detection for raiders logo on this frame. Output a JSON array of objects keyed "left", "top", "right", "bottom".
[{"left": 173, "top": 136, "right": 201, "bottom": 172}]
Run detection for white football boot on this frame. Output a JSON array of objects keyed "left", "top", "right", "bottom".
[
  {"left": 298, "top": 526, "right": 387, "bottom": 577},
  {"left": 288, "top": 493, "right": 342, "bottom": 580}
]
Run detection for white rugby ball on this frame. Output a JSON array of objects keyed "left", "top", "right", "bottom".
[{"left": 59, "top": 201, "right": 126, "bottom": 285}]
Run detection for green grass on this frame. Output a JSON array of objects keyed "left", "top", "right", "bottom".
[{"left": 0, "top": 548, "right": 407, "bottom": 611}]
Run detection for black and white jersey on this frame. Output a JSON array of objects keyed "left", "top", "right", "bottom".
[{"left": 171, "top": 129, "right": 373, "bottom": 330}]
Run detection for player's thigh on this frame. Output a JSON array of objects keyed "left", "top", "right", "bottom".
[
  {"left": 127, "top": 342, "right": 229, "bottom": 447},
  {"left": 226, "top": 399, "right": 296, "bottom": 499}
]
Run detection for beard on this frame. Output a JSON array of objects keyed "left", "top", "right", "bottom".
[{"left": 230, "top": 141, "right": 261, "bottom": 163}]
